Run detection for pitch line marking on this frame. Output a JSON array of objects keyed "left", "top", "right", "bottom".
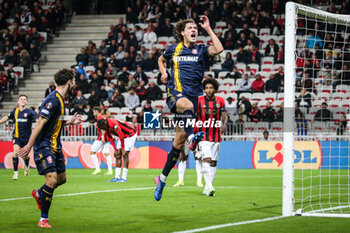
[
  {"left": 173, "top": 216, "right": 286, "bottom": 233},
  {"left": 0, "top": 187, "right": 154, "bottom": 202}
]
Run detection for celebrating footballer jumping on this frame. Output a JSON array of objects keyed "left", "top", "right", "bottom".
[{"left": 154, "top": 15, "right": 223, "bottom": 201}]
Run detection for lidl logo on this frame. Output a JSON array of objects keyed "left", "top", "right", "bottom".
[
  {"left": 252, "top": 141, "right": 322, "bottom": 169},
  {"left": 143, "top": 111, "right": 161, "bottom": 129}
]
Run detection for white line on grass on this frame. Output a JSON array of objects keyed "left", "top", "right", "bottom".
[
  {"left": 0, "top": 187, "right": 154, "bottom": 202},
  {"left": 173, "top": 216, "right": 286, "bottom": 233}
]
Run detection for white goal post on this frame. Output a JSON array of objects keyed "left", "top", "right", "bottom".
[{"left": 283, "top": 2, "right": 350, "bottom": 217}]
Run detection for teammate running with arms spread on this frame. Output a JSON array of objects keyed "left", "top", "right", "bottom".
[
  {"left": 19, "top": 69, "right": 82, "bottom": 228},
  {"left": 97, "top": 118, "right": 137, "bottom": 182},
  {"left": 154, "top": 15, "right": 223, "bottom": 201},
  {"left": 196, "top": 78, "right": 227, "bottom": 196},
  {"left": 0, "top": 95, "right": 37, "bottom": 180}
]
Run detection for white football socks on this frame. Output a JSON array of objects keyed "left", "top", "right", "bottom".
[
  {"left": 115, "top": 167, "right": 121, "bottom": 179},
  {"left": 122, "top": 168, "right": 128, "bottom": 180},
  {"left": 210, "top": 166, "right": 217, "bottom": 183},
  {"left": 91, "top": 154, "right": 99, "bottom": 169},
  {"left": 202, "top": 162, "right": 213, "bottom": 190},
  {"left": 178, "top": 161, "right": 186, "bottom": 182},
  {"left": 160, "top": 174, "right": 167, "bottom": 183},
  {"left": 195, "top": 160, "right": 202, "bottom": 183},
  {"left": 106, "top": 155, "right": 112, "bottom": 172}
]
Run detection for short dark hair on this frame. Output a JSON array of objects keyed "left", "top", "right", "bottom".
[
  {"left": 18, "top": 94, "right": 28, "bottom": 100},
  {"left": 93, "top": 106, "right": 101, "bottom": 112},
  {"left": 203, "top": 78, "right": 219, "bottom": 91},
  {"left": 54, "top": 69, "right": 74, "bottom": 86},
  {"left": 97, "top": 119, "right": 108, "bottom": 130}
]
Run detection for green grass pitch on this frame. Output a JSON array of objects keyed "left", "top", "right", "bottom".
[{"left": 1, "top": 169, "right": 350, "bottom": 233}]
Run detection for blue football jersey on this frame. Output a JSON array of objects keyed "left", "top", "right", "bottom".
[
  {"left": 163, "top": 42, "right": 209, "bottom": 96},
  {"left": 8, "top": 107, "right": 37, "bottom": 139},
  {"left": 34, "top": 90, "right": 65, "bottom": 153}
]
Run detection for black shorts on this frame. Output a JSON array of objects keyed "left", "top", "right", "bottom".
[
  {"left": 13, "top": 137, "right": 29, "bottom": 148},
  {"left": 166, "top": 89, "right": 199, "bottom": 114},
  {"left": 34, "top": 147, "right": 66, "bottom": 176}
]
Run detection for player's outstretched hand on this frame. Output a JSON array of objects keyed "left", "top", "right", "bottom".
[
  {"left": 220, "top": 125, "right": 226, "bottom": 135},
  {"left": 19, "top": 145, "right": 31, "bottom": 158},
  {"left": 199, "top": 15, "right": 210, "bottom": 30},
  {"left": 67, "top": 113, "right": 82, "bottom": 125},
  {"left": 161, "top": 73, "right": 168, "bottom": 84}
]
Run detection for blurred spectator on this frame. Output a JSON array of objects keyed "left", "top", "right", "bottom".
[
  {"left": 225, "top": 66, "right": 242, "bottom": 81},
  {"left": 265, "top": 39, "right": 279, "bottom": 58},
  {"left": 118, "top": 66, "right": 130, "bottom": 84},
  {"left": 45, "top": 81, "right": 56, "bottom": 97},
  {"left": 77, "top": 73, "right": 89, "bottom": 94},
  {"left": 125, "top": 88, "right": 140, "bottom": 110},
  {"left": 252, "top": 74, "right": 264, "bottom": 93},
  {"left": 314, "top": 102, "right": 332, "bottom": 121},
  {"left": 107, "top": 25, "right": 117, "bottom": 41},
  {"left": 249, "top": 32, "right": 260, "bottom": 47},
  {"left": 237, "top": 96, "right": 252, "bottom": 116},
  {"left": 105, "top": 63, "right": 118, "bottom": 82},
  {"left": 132, "top": 116, "right": 141, "bottom": 135},
  {"left": 6, "top": 64, "right": 17, "bottom": 92},
  {"left": 128, "top": 34, "right": 138, "bottom": 51},
  {"left": 118, "top": 52, "right": 132, "bottom": 70},
  {"left": 126, "top": 74, "right": 138, "bottom": 90},
  {"left": 135, "top": 81, "right": 147, "bottom": 102},
  {"left": 265, "top": 74, "right": 279, "bottom": 93},
  {"left": 97, "top": 40, "right": 108, "bottom": 57},
  {"left": 237, "top": 74, "right": 252, "bottom": 94},
  {"left": 89, "top": 73, "right": 103, "bottom": 91},
  {"left": 76, "top": 62, "right": 87, "bottom": 80},
  {"left": 296, "top": 88, "right": 312, "bottom": 108},
  {"left": 95, "top": 61, "right": 106, "bottom": 78},
  {"left": 143, "top": 53, "right": 157, "bottom": 72},
  {"left": 225, "top": 97, "right": 237, "bottom": 117},
  {"left": 146, "top": 81, "right": 162, "bottom": 101},
  {"left": 134, "top": 25, "right": 144, "bottom": 46},
  {"left": 134, "top": 53, "right": 143, "bottom": 69},
  {"left": 221, "top": 52, "right": 234, "bottom": 72},
  {"left": 243, "top": 39, "right": 253, "bottom": 51},
  {"left": 72, "top": 90, "right": 86, "bottom": 108},
  {"left": 305, "top": 31, "right": 323, "bottom": 49},
  {"left": 158, "top": 18, "right": 174, "bottom": 37},
  {"left": 336, "top": 115, "right": 347, "bottom": 136},
  {"left": 261, "top": 101, "right": 276, "bottom": 123},
  {"left": 99, "top": 84, "right": 109, "bottom": 103},
  {"left": 96, "top": 53, "right": 107, "bottom": 68},
  {"left": 126, "top": 6, "right": 138, "bottom": 24},
  {"left": 134, "top": 66, "right": 148, "bottom": 85},
  {"left": 19, "top": 49, "right": 31, "bottom": 70},
  {"left": 88, "top": 48, "right": 98, "bottom": 66},
  {"left": 116, "top": 80, "right": 126, "bottom": 93},
  {"left": 235, "top": 32, "right": 247, "bottom": 49},
  {"left": 275, "top": 46, "right": 284, "bottom": 64},
  {"left": 249, "top": 102, "right": 262, "bottom": 122},
  {"left": 248, "top": 45, "right": 261, "bottom": 66},
  {"left": 75, "top": 48, "right": 89, "bottom": 66},
  {"left": 276, "top": 102, "right": 284, "bottom": 122},
  {"left": 108, "top": 89, "right": 125, "bottom": 107},
  {"left": 88, "top": 89, "right": 100, "bottom": 107},
  {"left": 143, "top": 22, "right": 157, "bottom": 47},
  {"left": 262, "top": 131, "right": 270, "bottom": 141},
  {"left": 114, "top": 45, "right": 125, "bottom": 60},
  {"left": 234, "top": 114, "right": 245, "bottom": 135},
  {"left": 140, "top": 46, "right": 149, "bottom": 60},
  {"left": 71, "top": 103, "right": 85, "bottom": 115},
  {"left": 4, "top": 50, "right": 19, "bottom": 66},
  {"left": 86, "top": 40, "right": 96, "bottom": 56},
  {"left": 223, "top": 31, "right": 235, "bottom": 50},
  {"left": 236, "top": 47, "right": 249, "bottom": 64},
  {"left": 107, "top": 40, "right": 118, "bottom": 56}
]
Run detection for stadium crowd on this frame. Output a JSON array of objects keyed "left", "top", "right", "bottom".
[
  {"left": 0, "top": 0, "right": 66, "bottom": 98},
  {"left": 62, "top": 0, "right": 350, "bottom": 136}
]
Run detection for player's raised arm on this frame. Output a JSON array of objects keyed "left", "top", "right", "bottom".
[
  {"left": 19, "top": 116, "right": 48, "bottom": 158},
  {"left": 199, "top": 15, "right": 224, "bottom": 57},
  {"left": 65, "top": 112, "right": 82, "bottom": 126},
  {"left": 0, "top": 115, "right": 9, "bottom": 124},
  {"left": 221, "top": 111, "right": 228, "bottom": 135},
  {"left": 158, "top": 55, "right": 168, "bottom": 84}
]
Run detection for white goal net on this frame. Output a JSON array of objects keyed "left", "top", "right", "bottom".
[{"left": 284, "top": 2, "right": 350, "bottom": 217}]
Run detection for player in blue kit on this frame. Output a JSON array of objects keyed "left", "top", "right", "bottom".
[
  {"left": 154, "top": 16, "right": 223, "bottom": 201},
  {"left": 19, "top": 69, "right": 82, "bottom": 228},
  {"left": 0, "top": 95, "right": 37, "bottom": 180}
]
